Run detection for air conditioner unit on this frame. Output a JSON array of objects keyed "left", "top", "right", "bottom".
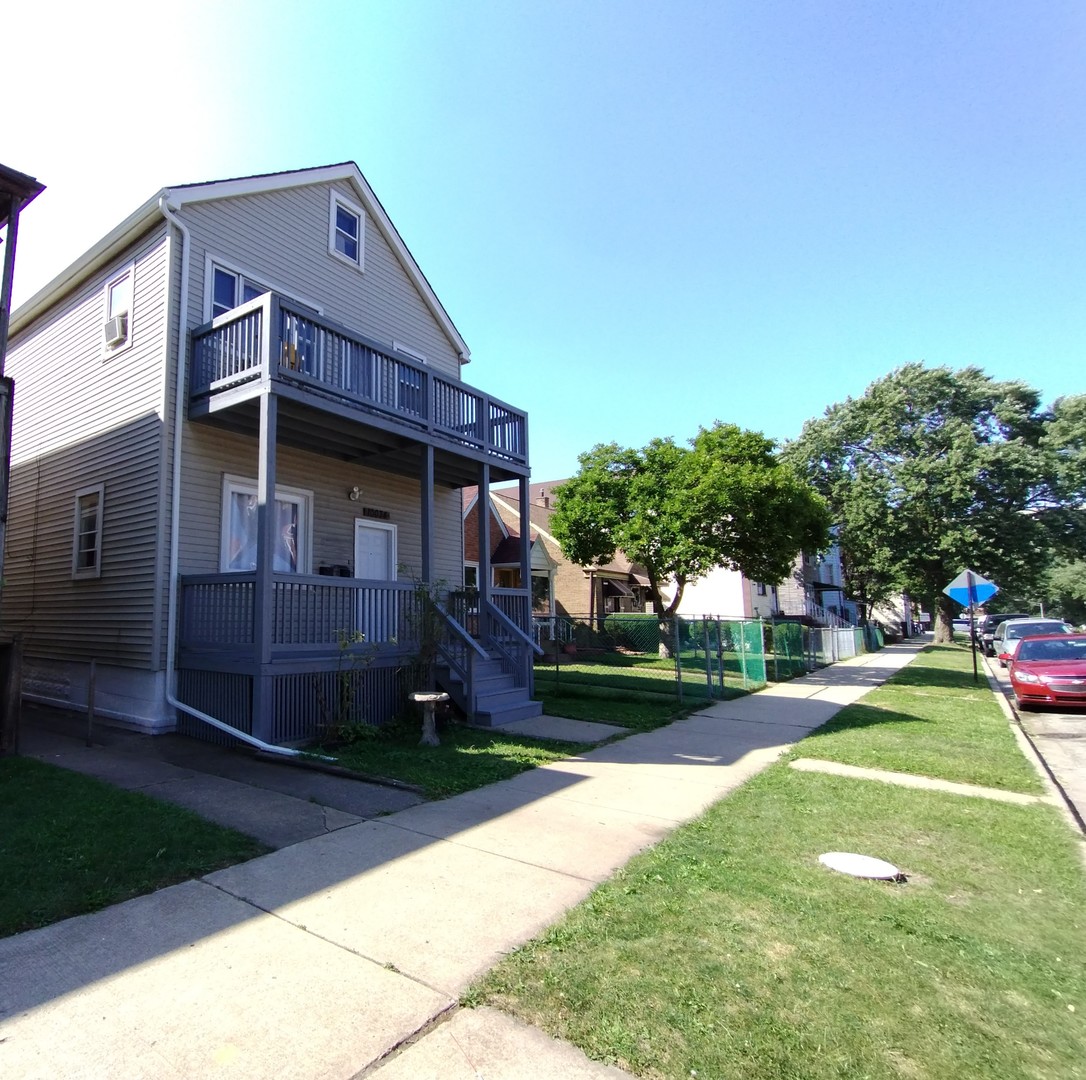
[{"left": 103, "top": 314, "right": 128, "bottom": 347}]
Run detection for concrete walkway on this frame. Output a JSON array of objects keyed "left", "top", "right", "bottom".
[{"left": 0, "top": 644, "right": 924, "bottom": 1079}]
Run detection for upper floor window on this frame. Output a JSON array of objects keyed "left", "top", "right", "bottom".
[
  {"left": 328, "top": 191, "right": 365, "bottom": 271},
  {"left": 103, "top": 265, "right": 134, "bottom": 354},
  {"left": 756, "top": 582, "right": 767, "bottom": 596},
  {"left": 72, "top": 484, "right": 104, "bottom": 579},
  {"left": 212, "top": 265, "right": 268, "bottom": 319}
]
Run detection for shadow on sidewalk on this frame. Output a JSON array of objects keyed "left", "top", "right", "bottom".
[{"left": 1, "top": 645, "right": 924, "bottom": 1021}]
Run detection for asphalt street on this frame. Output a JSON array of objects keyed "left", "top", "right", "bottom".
[{"left": 986, "top": 655, "right": 1086, "bottom": 829}]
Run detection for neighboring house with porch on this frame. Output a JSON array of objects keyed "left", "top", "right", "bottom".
[
  {"left": 6, "top": 163, "right": 540, "bottom": 745},
  {"left": 463, "top": 480, "right": 650, "bottom": 626},
  {"left": 775, "top": 540, "right": 856, "bottom": 627}
]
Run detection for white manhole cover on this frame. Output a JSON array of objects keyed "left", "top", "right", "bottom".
[{"left": 819, "top": 852, "right": 904, "bottom": 881}]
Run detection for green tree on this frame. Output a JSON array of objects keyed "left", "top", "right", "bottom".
[
  {"left": 787, "top": 364, "right": 1062, "bottom": 643},
  {"left": 1044, "top": 558, "right": 1086, "bottom": 625},
  {"left": 551, "top": 423, "right": 830, "bottom": 652},
  {"left": 1038, "top": 394, "right": 1086, "bottom": 554}
]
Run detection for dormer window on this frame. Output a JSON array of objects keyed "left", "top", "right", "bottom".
[{"left": 328, "top": 191, "right": 365, "bottom": 271}]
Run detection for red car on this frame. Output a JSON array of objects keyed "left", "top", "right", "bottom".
[{"left": 1008, "top": 634, "right": 1086, "bottom": 710}]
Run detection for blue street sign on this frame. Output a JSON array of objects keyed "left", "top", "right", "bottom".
[{"left": 943, "top": 569, "right": 999, "bottom": 608}]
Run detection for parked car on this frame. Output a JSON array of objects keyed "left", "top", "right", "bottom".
[
  {"left": 1008, "top": 633, "right": 1086, "bottom": 710},
  {"left": 978, "top": 612, "right": 1030, "bottom": 656},
  {"left": 993, "top": 618, "right": 1075, "bottom": 667},
  {"left": 952, "top": 618, "right": 972, "bottom": 636}
]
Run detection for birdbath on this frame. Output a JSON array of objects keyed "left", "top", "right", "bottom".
[{"left": 410, "top": 691, "right": 449, "bottom": 747}]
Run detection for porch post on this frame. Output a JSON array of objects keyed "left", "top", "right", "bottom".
[
  {"left": 518, "top": 474, "right": 533, "bottom": 693},
  {"left": 478, "top": 463, "right": 491, "bottom": 613},
  {"left": 518, "top": 476, "right": 531, "bottom": 629},
  {"left": 252, "top": 390, "right": 278, "bottom": 743},
  {"left": 420, "top": 445, "right": 434, "bottom": 584}
]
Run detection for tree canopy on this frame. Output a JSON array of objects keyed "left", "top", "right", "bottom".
[
  {"left": 786, "top": 364, "right": 1086, "bottom": 641},
  {"left": 551, "top": 422, "right": 831, "bottom": 620}
]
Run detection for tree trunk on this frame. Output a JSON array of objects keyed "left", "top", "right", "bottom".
[
  {"left": 648, "top": 576, "right": 675, "bottom": 659},
  {"left": 932, "top": 594, "right": 955, "bottom": 644}
]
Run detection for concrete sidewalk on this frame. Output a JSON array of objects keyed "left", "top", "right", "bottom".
[{"left": 0, "top": 643, "right": 924, "bottom": 1079}]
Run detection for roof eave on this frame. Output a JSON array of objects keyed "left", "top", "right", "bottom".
[
  {"left": 10, "top": 163, "right": 472, "bottom": 362},
  {"left": 11, "top": 189, "right": 167, "bottom": 337}
]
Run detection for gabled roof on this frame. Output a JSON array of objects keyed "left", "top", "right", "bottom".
[{"left": 10, "top": 163, "right": 470, "bottom": 360}]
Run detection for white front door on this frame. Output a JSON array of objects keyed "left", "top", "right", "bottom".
[{"left": 354, "top": 520, "right": 397, "bottom": 642}]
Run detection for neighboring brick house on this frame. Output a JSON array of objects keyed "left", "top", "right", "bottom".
[{"left": 462, "top": 480, "right": 650, "bottom": 624}]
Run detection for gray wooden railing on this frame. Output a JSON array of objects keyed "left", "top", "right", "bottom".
[
  {"left": 180, "top": 574, "right": 417, "bottom": 656},
  {"left": 483, "top": 595, "right": 543, "bottom": 690},
  {"left": 190, "top": 293, "right": 528, "bottom": 467}
]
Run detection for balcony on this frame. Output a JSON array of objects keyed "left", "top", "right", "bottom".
[{"left": 189, "top": 293, "right": 528, "bottom": 484}]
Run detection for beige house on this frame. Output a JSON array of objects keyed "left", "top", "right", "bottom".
[{"left": 6, "top": 164, "right": 540, "bottom": 743}]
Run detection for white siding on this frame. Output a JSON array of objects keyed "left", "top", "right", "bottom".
[
  {"left": 673, "top": 567, "right": 751, "bottom": 619},
  {"left": 5, "top": 227, "right": 169, "bottom": 667},
  {"left": 180, "top": 183, "right": 462, "bottom": 375}
]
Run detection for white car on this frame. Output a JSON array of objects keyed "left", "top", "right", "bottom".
[{"left": 992, "top": 618, "right": 1075, "bottom": 667}]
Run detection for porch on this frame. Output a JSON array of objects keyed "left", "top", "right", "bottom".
[{"left": 177, "top": 294, "right": 542, "bottom": 745}]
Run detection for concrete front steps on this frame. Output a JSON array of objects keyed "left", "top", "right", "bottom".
[{"left": 438, "top": 656, "right": 543, "bottom": 728}]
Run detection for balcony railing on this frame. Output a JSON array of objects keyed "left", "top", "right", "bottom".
[
  {"left": 180, "top": 573, "right": 422, "bottom": 656},
  {"left": 190, "top": 293, "right": 528, "bottom": 467},
  {"left": 179, "top": 575, "right": 537, "bottom": 657}
]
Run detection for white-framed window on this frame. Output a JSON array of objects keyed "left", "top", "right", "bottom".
[
  {"left": 328, "top": 190, "right": 365, "bottom": 271},
  {"left": 203, "top": 255, "right": 322, "bottom": 323},
  {"left": 102, "top": 264, "right": 134, "bottom": 355},
  {"left": 72, "top": 484, "right": 104, "bottom": 579},
  {"left": 210, "top": 264, "right": 269, "bottom": 319},
  {"left": 463, "top": 562, "right": 479, "bottom": 590},
  {"left": 219, "top": 475, "right": 312, "bottom": 573},
  {"left": 756, "top": 582, "right": 767, "bottom": 596}
]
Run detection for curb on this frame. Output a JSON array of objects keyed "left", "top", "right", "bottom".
[{"left": 978, "top": 654, "right": 1085, "bottom": 837}]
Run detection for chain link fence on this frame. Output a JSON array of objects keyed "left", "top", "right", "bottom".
[{"left": 532, "top": 613, "right": 885, "bottom": 704}]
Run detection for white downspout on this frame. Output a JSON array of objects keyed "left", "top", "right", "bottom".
[{"left": 158, "top": 195, "right": 304, "bottom": 758}]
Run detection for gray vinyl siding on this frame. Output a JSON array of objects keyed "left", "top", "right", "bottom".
[
  {"left": 177, "top": 426, "right": 462, "bottom": 584},
  {"left": 180, "top": 183, "right": 462, "bottom": 374},
  {"left": 5, "top": 226, "right": 170, "bottom": 667}
]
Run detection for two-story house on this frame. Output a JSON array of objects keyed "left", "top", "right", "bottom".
[{"left": 6, "top": 163, "right": 540, "bottom": 748}]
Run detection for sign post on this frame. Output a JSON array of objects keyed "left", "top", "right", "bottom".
[{"left": 942, "top": 569, "right": 999, "bottom": 682}]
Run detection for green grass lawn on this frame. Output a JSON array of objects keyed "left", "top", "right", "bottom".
[
  {"left": 785, "top": 644, "right": 1045, "bottom": 793},
  {"left": 316, "top": 723, "right": 588, "bottom": 798},
  {"left": 469, "top": 645, "right": 1086, "bottom": 1079},
  {"left": 0, "top": 757, "right": 268, "bottom": 938},
  {"left": 535, "top": 686, "right": 706, "bottom": 732},
  {"left": 536, "top": 650, "right": 766, "bottom": 701}
]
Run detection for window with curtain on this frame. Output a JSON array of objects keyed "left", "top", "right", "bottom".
[{"left": 220, "top": 477, "right": 310, "bottom": 573}]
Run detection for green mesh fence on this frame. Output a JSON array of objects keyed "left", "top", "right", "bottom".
[{"left": 532, "top": 614, "right": 884, "bottom": 705}]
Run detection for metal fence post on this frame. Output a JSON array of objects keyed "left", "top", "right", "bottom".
[
  {"left": 738, "top": 620, "right": 747, "bottom": 689},
  {"left": 673, "top": 618, "right": 683, "bottom": 703},
  {"left": 715, "top": 619, "right": 725, "bottom": 695},
  {"left": 703, "top": 621, "right": 713, "bottom": 698}
]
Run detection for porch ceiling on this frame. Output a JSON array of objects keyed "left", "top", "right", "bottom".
[{"left": 191, "top": 393, "right": 525, "bottom": 488}]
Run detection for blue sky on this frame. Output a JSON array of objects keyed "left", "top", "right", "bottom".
[{"left": 8, "top": 0, "right": 1085, "bottom": 482}]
